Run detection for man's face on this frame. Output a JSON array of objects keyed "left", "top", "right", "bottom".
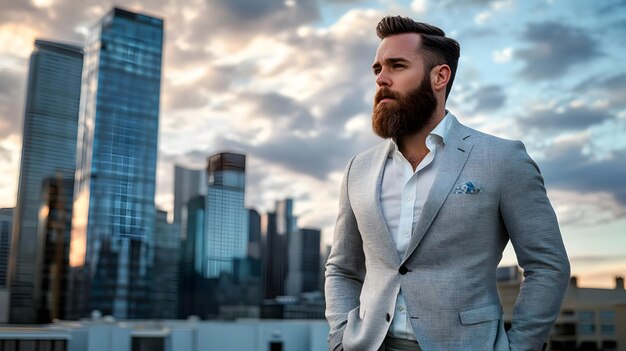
[{"left": 371, "top": 33, "right": 437, "bottom": 139}]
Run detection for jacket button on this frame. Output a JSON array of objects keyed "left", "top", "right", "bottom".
[
  {"left": 399, "top": 265, "right": 408, "bottom": 275},
  {"left": 385, "top": 313, "right": 391, "bottom": 322}
]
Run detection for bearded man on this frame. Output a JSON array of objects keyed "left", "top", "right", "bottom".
[{"left": 324, "top": 16, "right": 570, "bottom": 351}]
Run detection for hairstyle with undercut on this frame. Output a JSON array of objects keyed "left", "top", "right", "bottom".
[{"left": 376, "top": 16, "right": 460, "bottom": 100}]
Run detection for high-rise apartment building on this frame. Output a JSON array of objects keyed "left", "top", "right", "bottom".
[
  {"left": 69, "top": 7, "right": 163, "bottom": 319},
  {"left": 204, "top": 153, "right": 248, "bottom": 278},
  {"left": 8, "top": 40, "right": 83, "bottom": 323}
]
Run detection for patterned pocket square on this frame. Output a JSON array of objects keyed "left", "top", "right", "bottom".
[{"left": 454, "top": 181, "right": 482, "bottom": 194}]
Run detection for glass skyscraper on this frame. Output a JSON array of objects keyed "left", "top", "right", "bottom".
[
  {"left": 204, "top": 153, "right": 248, "bottom": 278},
  {"left": 286, "top": 227, "right": 321, "bottom": 296},
  {"left": 8, "top": 40, "right": 83, "bottom": 324},
  {"left": 173, "top": 165, "right": 206, "bottom": 226},
  {"left": 153, "top": 210, "right": 180, "bottom": 319},
  {"left": 69, "top": 8, "right": 163, "bottom": 319},
  {"left": 1, "top": 208, "right": 14, "bottom": 290},
  {"left": 0, "top": 207, "right": 12, "bottom": 323},
  {"left": 262, "top": 199, "right": 296, "bottom": 299}
]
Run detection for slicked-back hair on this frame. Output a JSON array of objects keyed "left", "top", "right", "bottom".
[{"left": 376, "top": 16, "right": 460, "bottom": 100}]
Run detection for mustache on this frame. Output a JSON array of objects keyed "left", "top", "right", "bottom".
[{"left": 374, "top": 87, "right": 402, "bottom": 105}]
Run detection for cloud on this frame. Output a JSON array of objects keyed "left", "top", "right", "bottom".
[
  {"left": 207, "top": 129, "right": 377, "bottom": 180},
  {"left": 516, "top": 22, "right": 602, "bottom": 80},
  {"left": 492, "top": 47, "right": 512, "bottom": 63},
  {"left": 0, "top": 68, "right": 26, "bottom": 138},
  {"left": 467, "top": 85, "right": 507, "bottom": 113},
  {"left": 540, "top": 139, "right": 626, "bottom": 207},
  {"left": 518, "top": 105, "right": 614, "bottom": 131},
  {"left": 0, "top": 144, "right": 11, "bottom": 162},
  {"left": 574, "top": 72, "right": 626, "bottom": 110}
]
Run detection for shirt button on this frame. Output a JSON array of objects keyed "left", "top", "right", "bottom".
[
  {"left": 407, "top": 196, "right": 412, "bottom": 201},
  {"left": 399, "top": 306, "right": 405, "bottom": 312}
]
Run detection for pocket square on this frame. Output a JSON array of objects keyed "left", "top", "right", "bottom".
[{"left": 455, "top": 181, "right": 481, "bottom": 194}]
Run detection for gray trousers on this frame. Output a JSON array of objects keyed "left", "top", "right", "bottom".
[{"left": 378, "top": 336, "right": 422, "bottom": 351}]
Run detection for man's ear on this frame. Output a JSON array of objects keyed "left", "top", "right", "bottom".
[{"left": 431, "top": 64, "right": 451, "bottom": 93}]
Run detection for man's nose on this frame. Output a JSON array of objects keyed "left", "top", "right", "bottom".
[{"left": 376, "top": 70, "right": 391, "bottom": 87}]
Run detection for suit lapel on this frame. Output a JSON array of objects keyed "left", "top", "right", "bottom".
[
  {"left": 366, "top": 140, "right": 402, "bottom": 265},
  {"left": 401, "top": 117, "right": 473, "bottom": 264}
]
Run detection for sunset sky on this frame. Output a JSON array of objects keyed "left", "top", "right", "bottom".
[{"left": 0, "top": 0, "right": 625, "bottom": 287}]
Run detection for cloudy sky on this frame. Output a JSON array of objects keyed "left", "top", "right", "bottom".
[{"left": 1, "top": 0, "right": 625, "bottom": 287}]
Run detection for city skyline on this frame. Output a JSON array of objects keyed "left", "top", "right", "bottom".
[{"left": 0, "top": 0, "right": 625, "bottom": 289}]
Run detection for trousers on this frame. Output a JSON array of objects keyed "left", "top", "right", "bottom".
[{"left": 377, "top": 336, "right": 422, "bottom": 351}]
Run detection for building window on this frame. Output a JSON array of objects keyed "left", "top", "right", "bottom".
[
  {"left": 602, "top": 341, "right": 617, "bottom": 351},
  {"left": 600, "top": 324, "right": 615, "bottom": 335},
  {"left": 578, "top": 310, "right": 596, "bottom": 336}
]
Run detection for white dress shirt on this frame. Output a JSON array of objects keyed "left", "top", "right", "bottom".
[{"left": 380, "top": 113, "right": 452, "bottom": 340}]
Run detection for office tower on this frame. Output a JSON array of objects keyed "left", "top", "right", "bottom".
[
  {"left": 69, "top": 7, "right": 163, "bottom": 319},
  {"left": 247, "top": 208, "right": 261, "bottom": 260},
  {"left": 173, "top": 166, "right": 206, "bottom": 226},
  {"left": 178, "top": 195, "right": 211, "bottom": 318},
  {"left": 153, "top": 210, "right": 180, "bottom": 319},
  {"left": 262, "top": 199, "right": 297, "bottom": 299},
  {"left": 204, "top": 152, "right": 248, "bottom": 278},
  {"left": 286, "top": 227, "right": 321, "bottom": 296},
  {"left": 37, "top": 178, "right": 74, "bottom": 322},
  {"left": 0, "top": 208, "right": 13, "bottom": 289},
  {"left": 0, "top": 208, "right": 13, "bottom": 323},
  {"left": 8, "top": 40, "right": 83, "bottom": 324}
]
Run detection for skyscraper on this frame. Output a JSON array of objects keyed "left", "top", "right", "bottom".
[
  {"left": 178, "top": 194, "right": 209, "bottom": 318},
  {"left": 173, "top": 165, "right": 206, "bottom": 226},
  {"left": 247, "top": 208, "right": 261, "bottom": 260},
  {"left": 286, "top": 228, "right": 321, "bottom": 296},
  {"left": 262, "top": 199, "right": 297, "bottom": 299},
  {"left": 69, "top": 7, "right": 163, "bottom": 319},
  {"left": 153, "top": 210, "right": 180, "bottom": 319},
  {"left": 204, "top": 152, "right": 248, "bottom": 278},
  {"left": 0, "top": 208, "right": 12, "bottom": 323},
  {"left": 0, "top": 208, "right": 14, "bottom": 289},
  {"left": 8, "top": 40, "right": 83, "bottom": 323}
]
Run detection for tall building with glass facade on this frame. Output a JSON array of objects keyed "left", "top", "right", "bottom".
[
  {"left": 0, "top": 208, "right": 14, "bottom": 290},
  {"left": 69, "top": 8, "right": 163, "bottom": 319},
  {"left": 286, "top": 227, "right": 321, "bottom": 296},
  {"left": 0, "top": 207, "right": 12, "bottom": 323},
  {"left": 8, "top": 40, "right": 83, "bottom": 324},
  {"left": 263, "top": 199, "right": 297, "bottom": 299},
  {"left": 204, "top": 153, "right": 248, "bottom": 278},
  {"left": 153, "top": 210, "right": 180, "bottom": 319},
  {"left": 178, "top": 194, "right": 210, "bottom": 318},
  {"left": 173, "top": 166, "right": 206, "bottom": 226}
]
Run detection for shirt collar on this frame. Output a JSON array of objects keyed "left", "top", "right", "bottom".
[{"left": 388, "top": 111, "right": 453, "bottom": 155}]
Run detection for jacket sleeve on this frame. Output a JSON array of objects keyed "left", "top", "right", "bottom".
[
  {"left": 499, "top": 141, "right": 570, "bottom": 351},
  {"left": 324, "top": 157, "right": 366, "bottom": 351}
]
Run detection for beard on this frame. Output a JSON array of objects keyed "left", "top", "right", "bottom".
[{"left": 372, "top": 75, "right": 438, "bottom": 140}]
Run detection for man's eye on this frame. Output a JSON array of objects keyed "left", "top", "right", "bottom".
[{"left": 393, "top": 64, "right": 405, "bottom": 69}]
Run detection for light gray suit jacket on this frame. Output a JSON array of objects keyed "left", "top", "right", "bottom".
[{"left": 325, "top": 115, "right": 570, "bottom": 351}]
